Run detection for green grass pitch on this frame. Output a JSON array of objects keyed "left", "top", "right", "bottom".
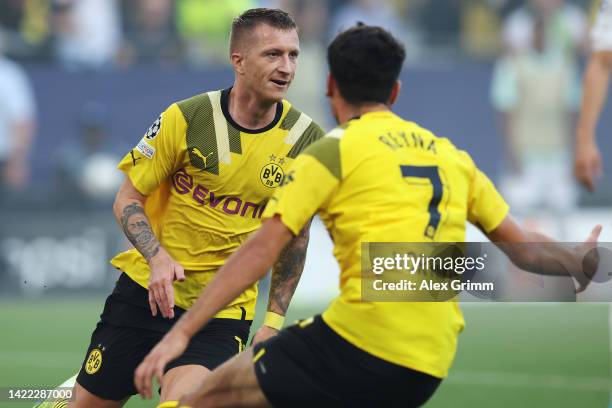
[{"left": 0, "top": 297, "right": 608, "bottom": 407}]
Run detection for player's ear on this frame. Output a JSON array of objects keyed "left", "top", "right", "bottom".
[
  {"left": 389, "top": 80, "right": 401, "bottom": 106},
  {"left": 231, "top": 51, "right": 246, "bottom": 75},
  {"left": 326, "top": 73, "right": 335, "bottom": 98}
]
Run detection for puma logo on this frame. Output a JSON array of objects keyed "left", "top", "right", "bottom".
[
  {"left": 190, "top": 147, "right": 213, "bottom": 169},
  {"left": 130, "top": 150, "right": 142, "bottom": 166}
]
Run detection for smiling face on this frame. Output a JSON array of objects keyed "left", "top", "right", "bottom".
[{"left": 232, "top": 24, "right": 300, "bottom": 104}]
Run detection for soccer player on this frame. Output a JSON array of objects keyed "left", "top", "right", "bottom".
[
  {"left": 575, "top": 0, "right": 612, "bottom": 191},
  {"left": 134, "top": 24, "right": 601, "bottom": 407},
  {"left": 67, "top": 8, "right": 324, "bottom": 408}
]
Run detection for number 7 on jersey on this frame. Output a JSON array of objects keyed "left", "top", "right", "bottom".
[{"left": 400, "top": 165, "right": 445, "bottom": 239}]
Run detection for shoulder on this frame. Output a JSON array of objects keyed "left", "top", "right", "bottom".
[
  {"left": 280, "top": 100, "right": 325, "bottom": 136},
  {"left": 406, "top": 120, "right": 473, "bottom": 164},
  {"left": 175, "top": 91, "right": 219, "bottom": 122},
  {"left": 300, "top": 130, "right": 342, "bottom": 180},
  {"left": 282, "top": 100, "right": 326, "bottom": 158}
]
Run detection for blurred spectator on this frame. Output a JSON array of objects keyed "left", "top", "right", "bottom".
[
  {"left": 0, "top": 0, "right": 25, "bottom": 31},
  {"left": 0, "top": 0, "right": 52, "bottom": 60},
  {"left": 502, "top": 0, "right": 588, "bottom": 56},
  {"left": 499, "top": 0, "right": 525, "bottom": 16},
  {"left": 329, "top": 0, "right": 404, "bottom": 40},
  {"left": 573, "top": 0, "right": 612, "bottom": 192},
  {"left": 419, "top": 0, "right": 463, "bottom": 49},
  {"left": 118, "top": 0, "right": 182, "bottom": 67},
  {"left": 175, "top": 0, "right": 255, "bottom": 66},
  {"left": 491, "top": 17, "right": 581, "bottom": 214},
  {"left": 328, "top": 0, "right": 421, "bottom": 59},
  {"left": 50, "top": 0, "right": 121, "bottom": 70},
  {"left": 462, "top": 0, "right": 503, "bottom": 58},
  {"left": 55, "top": 101, "right": 121, "bottom": 205},
  {"left": 0, "top": 33, "right": 36, "bottom": 196}
]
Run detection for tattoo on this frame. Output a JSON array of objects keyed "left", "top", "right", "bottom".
[
  {"left": 120, "top": 202, "right": 160, "bottom": 261},
  {"left": 268, "top": 221, "right": 311, "bottom": 315}
]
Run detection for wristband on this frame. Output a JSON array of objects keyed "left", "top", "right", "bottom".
[{"left": 263, "top": 311, "right": 285, "bottom": 330}]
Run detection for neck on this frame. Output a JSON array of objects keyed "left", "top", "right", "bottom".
[
  {"left": 335, "top": 101, "right": 390, "bottom": 124},
  {"left": 229, "top": 82, "right": 278, "bottom": 129}
]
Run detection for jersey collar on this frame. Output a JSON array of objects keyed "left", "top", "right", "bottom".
[{"left": 220, "top": 87, "right": 284, "bottom": 134}]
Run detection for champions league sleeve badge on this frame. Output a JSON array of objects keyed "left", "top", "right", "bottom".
[{"left": 144, "top": 114, "right": 162, "bottom": 140}]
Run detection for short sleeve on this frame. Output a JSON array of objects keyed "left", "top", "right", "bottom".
[
  {"left": 465, "top": 155, "right": 509, "bottom": 233},
  {"left": 263, "top": 137, "right": 341, "bottom": 235},
  {"left": 591, "top": 0, "right": 612, "bottom": 51},
  {"left": 117, "top": 103, "right": 186, "bottom": 195},
  {"left": 490, "top": 58, "right": 518, "bottom": 112}
]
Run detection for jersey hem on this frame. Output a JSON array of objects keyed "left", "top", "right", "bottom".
[
  {"left": 113, "top": 269, "right": 256, "bottom": 320},
  {"left": 321, "top": 312, "right": 448, "bottom": 379}
]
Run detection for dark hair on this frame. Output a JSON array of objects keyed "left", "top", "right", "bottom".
[
  {"left": 328, "top": 24, "right": 406, "bottom": 105},
  {"left": 230, "top": 8, "right": 297, "bottom": 52}
]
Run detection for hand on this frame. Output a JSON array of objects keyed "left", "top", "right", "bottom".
[
  {"left": 572, "top": 225, "right": 602, "bottom": 293},
  {"left": 148, "top": 249, "right": 185, "bottom": 318},
  {"left": 575, "top": 140, "right": 602, "bottom": 192},
  {"left": 134, "top": 328, "right": 189, "bottom": 399},
  {"left": 251, "top": 325, "right": 279, "bottom": 346}
]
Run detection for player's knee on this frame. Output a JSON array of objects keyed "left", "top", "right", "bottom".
[{"left": 160, "top": 365, "right": 211, "bottom": 402}]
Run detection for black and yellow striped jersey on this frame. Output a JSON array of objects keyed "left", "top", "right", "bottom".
[
  {"left": 111, "top": 87, "right": 324, "bottom": 318},
  {"left": 263, "top": 110, "right": 508, "bottom": 378}
]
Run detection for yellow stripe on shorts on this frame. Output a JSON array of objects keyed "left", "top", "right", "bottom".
[{"left": 252, "top": 348, "right": 266, "bottom": 363}]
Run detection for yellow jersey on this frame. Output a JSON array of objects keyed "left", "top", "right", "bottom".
[
  {"left": 111, "top": 88, "right": 324, "bottom": 319},
  {"left": 263, "top": 110, "right": 508, "bottom": 378}
]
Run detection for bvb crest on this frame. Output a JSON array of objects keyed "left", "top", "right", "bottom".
[{"left": 260, "top": 155, "right": 285, "bottom": 188}]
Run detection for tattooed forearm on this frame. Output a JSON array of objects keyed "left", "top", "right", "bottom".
[
  {"left": 268, "top": 221, "right": 311, "bottom": 315},
  {"left": 120, "top": 202, "right": 161, "bottom": 262}
]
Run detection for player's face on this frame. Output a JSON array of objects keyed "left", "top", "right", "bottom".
[{"left": 243, "top": 25, "right": 299, "bottom": 103}]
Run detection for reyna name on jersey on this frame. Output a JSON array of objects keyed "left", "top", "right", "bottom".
[{"left": 378, "top": 130, "right": 438, "bottom": 153}]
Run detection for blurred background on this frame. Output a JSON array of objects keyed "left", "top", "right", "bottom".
[{"left": 0, "top": 0, "right": 610, "bottom": 407}]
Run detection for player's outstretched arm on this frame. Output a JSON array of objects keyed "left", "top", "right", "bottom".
[
  {"left": 252, "top": 218, "right": 312, "bottom": 345},
  {"left": 486, "top": 215, "right": 601, "bottom": 292},
  {"left": 134, "top": 215, "right": 293, "bottom": 399},
  {"left": 575, "top": 51, "right": 612, "bottom": 191},
  {"left": 113, "top": 177, "right": 185, "bottom": 319}
]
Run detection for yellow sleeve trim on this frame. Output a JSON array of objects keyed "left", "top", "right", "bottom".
[
  {"left": 125, "top": 170, "right": 149, "bottom": 196},
  {"left": 483, "top": 202, "right": 510, "bottom": 233}
]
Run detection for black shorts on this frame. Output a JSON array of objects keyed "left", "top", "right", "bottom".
[
  {"left": 253, "top": 315, "right": 441, "bottom": 408},
  {"left": 76, "top": 273, "right": 251, "bottom": 401}
]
